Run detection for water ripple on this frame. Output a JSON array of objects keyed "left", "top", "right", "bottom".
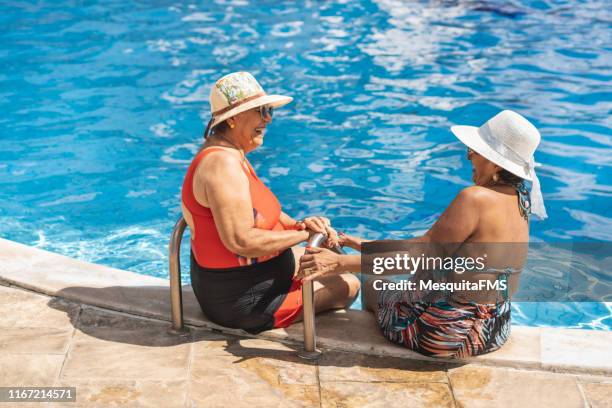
[{"left": 1, "top": 0, "right": 610, "bottom": 328}]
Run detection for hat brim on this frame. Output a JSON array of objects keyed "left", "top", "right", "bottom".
[
  {"left": 451, "top": 125, "right": 533, "bottom": 181},
  {"left": 211, "top": 94, "right": 293, "bottom": 128}
]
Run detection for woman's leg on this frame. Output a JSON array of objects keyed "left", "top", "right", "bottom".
[
  {"left": 313, "top": 273, "right": 361, "bottom": 311},
  {"left": 363, "top": 276, "right": 382, "bottom": 315},
  {"left": 291, "top": 246, "right": 306, "bottom": 276},
  {"left": 291, "top": 246, "right": 361, "bottom": 318}
]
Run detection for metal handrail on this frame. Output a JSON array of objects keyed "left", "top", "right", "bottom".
[
  {"left": 168, "top": 216, "right": 339, "bottom": 357},
  {"left": 169, "top": 216, "right": 187, "bottom": 333},
  {"left": 298, "top": 233, "right": 326, "bottom": 360},
  {"left": 299, "top": 233, "right": 345, "bottom": 360}
]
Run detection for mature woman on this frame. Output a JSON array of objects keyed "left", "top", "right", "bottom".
[
  {"left": 182, "top": 71, "right": 360, "bottom": 334},
  {"left": 299, "top": 110, "right": 547, "bottom": 357}
]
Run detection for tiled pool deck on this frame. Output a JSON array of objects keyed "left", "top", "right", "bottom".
[{"left": 1, "top": 238, "right": 611, "bottom": 407}]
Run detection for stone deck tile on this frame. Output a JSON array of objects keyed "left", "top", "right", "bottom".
[
  {"left": 577, "top": 373, "right": 612, "bottom": 384},
  {"left": 469, "top": 326, "right": 541, "bottom": 369},
  {"left": 0, "top": 285, "right": 80, "bottom": 329},
  {"left": 0, "top": 285, "right": 76, "bottom": 361},
  {"left": 0, "top": 354, "right": 65, "bottom": 387},
  {"left": 317, "top": 351, "right": 455, "bottom": 408},
  {"left": 60, "top": 307, "right": 191, "bottom": 381},
  {"left": 49, "top": 380, "right": 188, "bottom": 408},
  {"left": 541, "top": 328, "right": 612, "bottom": 374},
  {"left": 0, "top": 327, "right": 73, "bottom": 354},
  {"left": 317, "top": 350, "right": 453, "bottom": 383},
  {"left": 579, "top": 382, "right": 612, "bottom": 408},
  {"left": 2, "top": 283, "right": 611, "bottom": 408},
  {"left": 448, "top": 365, "right": 585, "bottom": 408},
  {"left": 0, "top": 286, "right": 73, "bottom": 407},
  {"left": 319, "top": 382, "right": 455, "bottom": 408},
  {"left": 192, "top": 329, "right": 302, "bottom": 357},
  {"left": 577, "top": 374, "right": 612, "bottom": 408},
  {"left": 188, "top": 329, "right": 320, "bottom": 407}
]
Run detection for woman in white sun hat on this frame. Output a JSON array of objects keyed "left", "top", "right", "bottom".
[
  {"left": 298, "top": 110, "right": 547, "bottom": 357},
  {"left": 181, "top": 72, "right": 359, "bottom": 334}
]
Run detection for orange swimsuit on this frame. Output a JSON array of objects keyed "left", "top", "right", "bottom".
[{"left": 182, "top": 147, "right": 302, "bottom": 331}]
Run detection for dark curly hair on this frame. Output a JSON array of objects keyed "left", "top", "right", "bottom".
[
  {"left": 203, "top": 119, "right": 229, "bottom": 139},
  {"left": 497, "top": 169, "right": 524, "bottom": 186},
  {"left": 210, "top": 120, "right": 229, "bottom": 136}
]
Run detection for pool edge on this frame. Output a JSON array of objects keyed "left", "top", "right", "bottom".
[{"left": 1, "top": 237, "right": 610, "bottom": 375}]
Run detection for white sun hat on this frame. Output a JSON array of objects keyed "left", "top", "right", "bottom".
[
  {"left": 204, "top": 71, "right": 293, "bottom": 135},
  {"left": 451, "top": 110, "right": 547, "bottom": 219}
]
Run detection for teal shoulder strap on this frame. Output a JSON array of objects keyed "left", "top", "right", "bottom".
[{"left": 515, "top": 182, "right": 531, "bottom": 219}]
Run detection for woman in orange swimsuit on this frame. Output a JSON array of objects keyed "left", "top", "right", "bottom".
[{"left": 181, "top": 72, "right": 360, "bottom": 333}]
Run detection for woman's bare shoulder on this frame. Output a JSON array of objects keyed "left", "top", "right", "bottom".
[
  {"left": 458, "top": 185, "right": 506, "bottom": 204},
  {"left": 195, "top": 148, "right": 243, "bottom": 178},
  {"left": 454, "top": 185, "right": 493, "bottom": 206}
]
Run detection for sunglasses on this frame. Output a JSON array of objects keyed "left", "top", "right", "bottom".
[{"left": 258, "top": 105, "right": 273, "bottom": 120}]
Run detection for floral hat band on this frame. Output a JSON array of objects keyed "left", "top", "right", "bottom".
[
  {"left": 211, "top": 91, "right": 266, "bottom": 117},
  {"left": 203, "top": 72, "right": 293, "bottom": 138}
]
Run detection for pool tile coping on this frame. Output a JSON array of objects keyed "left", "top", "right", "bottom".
[{"left": 1, "top": 237, "right": 610, "bottom": 375}]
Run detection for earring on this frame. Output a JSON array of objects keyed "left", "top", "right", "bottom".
[
  {"left": 229, "top": 122, "right": 235, "bottom": 129},
  {"left": 492, "top": 173, "right": 499, "bottom": 183}
]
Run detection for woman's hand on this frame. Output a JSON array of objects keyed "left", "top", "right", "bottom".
[
  {"left": 297, "top": 216, "right": 330, "bottom": 233},
  {"left": 298, "top": 247, "right": 343, "bottom": 282},
  {"left": 324, "top": 225, "right": 340, "bottom": 248},
  {"left": 338, "top": 233, "right": 365, "bottom": 251},
  {"left": 297, "top": 216, "right": 340, "bottom": 246}
]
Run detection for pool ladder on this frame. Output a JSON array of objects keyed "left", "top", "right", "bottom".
[{"left": 168, "top": 216, "right": 332, "bottom": 359}]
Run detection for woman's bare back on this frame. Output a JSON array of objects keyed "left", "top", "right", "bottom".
[{"left": 467, "top": 185, "right": 529, "bottom": 243}]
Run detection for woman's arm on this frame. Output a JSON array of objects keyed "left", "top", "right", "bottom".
[
  {"left": 298, "top": 249, "right": 360, "bottom": 281},
  {"left": 197, "top": 153, "right": 310, "bottom": 258},
  {"left": 279, "top": 212, "right": 300, "bottom": 229},
  {"left": 420, "top": 186, "right": 481, "bottom": 246},
  {"left": 338, "top": 233, "right": 370, "bottom": 251},
  {"left": 280, "top": 211, "right": 340, "bottom": 242},
  {"left": 297, "top": 187, "right": 483, "bottom": 280}
]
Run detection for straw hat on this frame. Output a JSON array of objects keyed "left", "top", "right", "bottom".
[
  {"left": 207, "top": 72, "right": 292, "bottom": 129},
  {"left": 451, "top": 110, "right": 547, "bottom": 219}
]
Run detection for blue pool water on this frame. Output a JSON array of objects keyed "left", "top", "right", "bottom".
[{"left": 1, "top": 1, "right": 610, "bottom": 329}]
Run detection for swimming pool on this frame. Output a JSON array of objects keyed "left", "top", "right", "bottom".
[{"left": 1, "top": 0, "right": 610, "bottom": 329}]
